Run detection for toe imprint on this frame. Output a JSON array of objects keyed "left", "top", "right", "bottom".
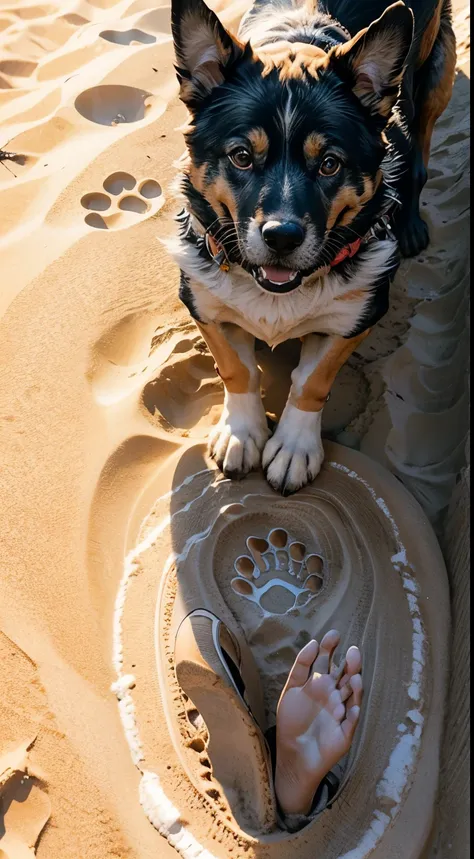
[
  {"left": 231, "top": 527, "right": 325, "bottom": 616},
  {"left": 82, "top": 172, "right": 163, "bottom": 230}
]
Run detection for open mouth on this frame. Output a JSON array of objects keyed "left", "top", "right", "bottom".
[{"left": 251, "top": 265, "right": 303, "bottom": 294}]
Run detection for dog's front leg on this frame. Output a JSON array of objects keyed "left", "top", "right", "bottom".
[
  {"left": 263, "top": 331, "right": 369, "bottom": 495},
  {"left": 196, "top": 320, "right": 270, "bottom": 478}
]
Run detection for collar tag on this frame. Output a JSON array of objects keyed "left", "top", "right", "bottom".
[{"left": 205, "top": 233, "right": 230, "bottom": 272}]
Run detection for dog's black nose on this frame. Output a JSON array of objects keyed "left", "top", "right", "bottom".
[{"left": 261, "top": 221, "right": 306, "bottom": 254}]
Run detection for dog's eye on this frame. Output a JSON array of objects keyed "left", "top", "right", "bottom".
[
  {"left": 319, "top": 155, "right": 341, "bottom": 177},
  {"left": 229, "top": 148, "right": 253, "bottom": 170}
]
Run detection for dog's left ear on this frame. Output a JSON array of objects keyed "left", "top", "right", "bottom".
[
  {"left": 329, "top": 1, "right": 414, "bottom": 118},
  {"left": 172, "top": 0, "right": 245, "bottom": 108}
]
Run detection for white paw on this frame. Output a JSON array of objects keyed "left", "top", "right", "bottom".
[
  {"left": 262, "top": 404, "right": 324, "bottom": 495},
  {"left": 209, "top": 392, "right": 270, "bottom": 478}
]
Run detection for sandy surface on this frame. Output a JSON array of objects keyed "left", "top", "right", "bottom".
[
  {"left": 116, "top": 443, "right": 449, "bottom": 858},
  {"left": 0, "top": 0, "right": 469, "bottom": 857}
]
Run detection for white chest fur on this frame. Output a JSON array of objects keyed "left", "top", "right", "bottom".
[{"left": 169, "top": 235, "right": 396, "bottom": 347}]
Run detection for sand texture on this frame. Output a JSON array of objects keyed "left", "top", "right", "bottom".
[
  {"left": 115, "top": 442, "right": 449, "bottom": 859},
  {"left": 0, "top": 0, "right": 469, "bottom": 857}
]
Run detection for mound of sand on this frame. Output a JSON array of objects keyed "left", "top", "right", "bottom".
[
  {"left": 0, "top": 0, "right": 469, "bottom": 857},
  {"left": 114, "top": 442, "right": 449, "bottom": 859}
]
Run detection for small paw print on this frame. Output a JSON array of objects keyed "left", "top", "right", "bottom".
[
  {"left": 81, "top": 171, "right": 163, "bottom": 230},
  {"left": 231, "top": 528, "right": 325, "bottom": 616}
]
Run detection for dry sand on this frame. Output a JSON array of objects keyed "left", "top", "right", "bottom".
[{"left": 0, "top": 1, "right": 469, "bottom": 857}]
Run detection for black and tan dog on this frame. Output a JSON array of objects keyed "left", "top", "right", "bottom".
[{"left": 169, "top": 0, "right": 455, "bottom": 494}]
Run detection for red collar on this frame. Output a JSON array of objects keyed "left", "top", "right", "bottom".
[{"left": 330, "top": 237, "right": 362, "bottom": 267}]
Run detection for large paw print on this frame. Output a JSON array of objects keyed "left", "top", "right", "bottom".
[
  {"left": 81, "top": 171, "right": 163, "bottom": 230},
  {"left": 231, "top": 528, "right": 325, "bottom": 616}
]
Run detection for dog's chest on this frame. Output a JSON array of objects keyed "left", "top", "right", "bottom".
[
  {"left": 172, "top": 237, "right": 395, "bottom": 347},
  {"left": 189, "top": 267, "right": 368, "bottom": 346}
]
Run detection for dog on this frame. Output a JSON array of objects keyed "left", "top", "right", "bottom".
[{"left": 169, "top": 0, "right": 455, "bottom": 495}]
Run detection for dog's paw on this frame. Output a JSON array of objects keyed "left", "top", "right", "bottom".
[
  {"left": 262, "top": 404, "right": 324, "bottom": 496},
  {"left": 394, "top": 211, "right": 429, "bottom": 258},
  {"left": 209, "top": 392, "right": 270, "bottom": 479}
]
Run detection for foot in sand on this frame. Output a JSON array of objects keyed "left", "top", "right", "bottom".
[{"left": 275, "top": 630, "right": 362, "bottom": 816}]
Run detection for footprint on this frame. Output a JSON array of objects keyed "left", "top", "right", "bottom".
[
  {"left": 84, "top": 212, "right": 108, "bottom": 229},
  {"left": 0, "top": 740, "right": 50, "bottom": 857},
  {"left": 81, "top": 192, "right": 111, "bottom": 212},
  {"left": 81, "top": 173, "right": 163, "bottom": 231},
  {"left": 139, "top": 179, "right": 162, "bottom": 198},
  {"left": 231, "top": 528, "right": 325, "bottom": 616},
  {"left": 103, "top": 171, "right": 136, "bottom": 195},
  {"left": 74, "top": 85, "right": 153, "bottom": 126},
  {"left": 99, "top": 28, "right": 156, "bottom": 45},
  {"left": 119, "top": 196, "right": 148, "bottom": 214},
  {"left": 142, "top": 334, "right": 222, "bottom": 435}
]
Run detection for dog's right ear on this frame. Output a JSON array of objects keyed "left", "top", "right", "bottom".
[{"left": 172, "top": 0, "right": 245, "bottom": 108}]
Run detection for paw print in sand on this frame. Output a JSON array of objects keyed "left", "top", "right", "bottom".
[
  {"left": 81, "top": 171, "right": 163, "bottom": 230},
  {"left": 231, "top": 528, "right": 325, "bottom": 616}
]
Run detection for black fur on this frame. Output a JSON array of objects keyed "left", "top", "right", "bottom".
[
  {"left": 182, "top": 58, "right": 398, "bottom": 275},
  {"left": 173, "top": 0, "right": 453, "bottom": 270},
  {"left": 178, "top": 271, "right": 205, "bottom": 322}
]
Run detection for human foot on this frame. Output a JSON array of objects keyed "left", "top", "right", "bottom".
[{"left": 275, "top": 630, "right": 362, "bottom": 816}]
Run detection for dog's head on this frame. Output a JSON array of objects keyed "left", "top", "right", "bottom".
[{"left": 172, "top": 0, "right": 413, "bottom": 293}]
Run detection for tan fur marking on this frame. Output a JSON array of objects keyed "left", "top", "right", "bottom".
[
  {"left": 188, "top": 161, "right": 208, "bottom": 195},
  {"left": 290, "top": 331, "right": 370, "bottom": 411},
  {"left": 303, "top": 132, "right": 327, "bottom": 163},
  {"left": 256, "top": 40, "right": 328, "bottom": 80},
  {"left": 248, "top": 127, "right": 269, "bottom": 158},
  {"left": 203, "top": 172, "right": 239, "bottom": 221},
  {"left": 362, "top": 175, "right": 374, "bottom": 200},
  {"left": 378, "top": 94, "right": 400, "bottom": 117},
  {"left": 326, "top": 186, "right": 359, "bottom": 231},
  {"left": 335, "top": 288, "right": 366, "bottom": 302},
  {"left": 416, "top": 24, "right": 456, "bottom": 165},
  {"left": 326, "top": 176, "right": 375, "bottom": 230},
  {"left": 331, "top": 25, "right": 405, "bottom": 116},
  {"left": 417, "top": 0, "right": 443, "bottom": 67},
  {"left": 195, "top": 322, "right": 251, "bottom": 394}
]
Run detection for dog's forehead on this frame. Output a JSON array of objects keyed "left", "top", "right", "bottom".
[{"left": 254, "top": 40, "right": 329, "bottom": 79}]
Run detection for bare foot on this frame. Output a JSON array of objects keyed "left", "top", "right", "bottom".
[{"left": 275, "top": 629, "right": 362, "bottom": 816}]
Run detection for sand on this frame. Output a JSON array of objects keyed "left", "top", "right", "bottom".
[
  {"left": 0, "top": 0, "right": 469, "bottom": 857},
  {"left": 115, "top": 443, "right": 449, "bottom": 858}
]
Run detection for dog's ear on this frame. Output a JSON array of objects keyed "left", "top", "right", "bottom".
[
  {"left": 329, "top": 1, "right": 414, "bottom": 118},
  {"left": 172, "top": 0, "right": 245, "bottom": 107}
]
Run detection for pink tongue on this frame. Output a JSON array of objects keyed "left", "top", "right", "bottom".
[{"left": 261, "top": 266, "right": 295, "bottom": 283}]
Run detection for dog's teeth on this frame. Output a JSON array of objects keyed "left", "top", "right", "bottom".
[{"left": 259, "top": 267, "right": 297, "bottom": 284}]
